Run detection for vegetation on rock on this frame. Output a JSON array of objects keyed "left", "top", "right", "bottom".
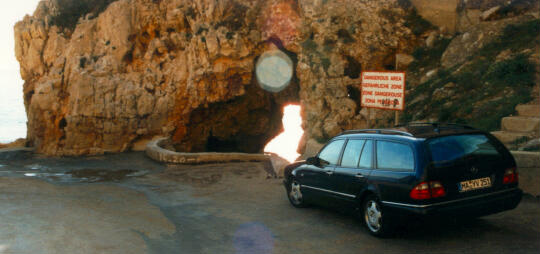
[
  {"left": 403, "top": 19, "right": 539, "bottom": 131},
  {"left": 49, "top": 0, "right": 118, "bottom": 30}
]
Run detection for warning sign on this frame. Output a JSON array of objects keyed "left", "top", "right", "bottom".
[{"left": 361, "top": 71, "right": 406, "bottom": 111}]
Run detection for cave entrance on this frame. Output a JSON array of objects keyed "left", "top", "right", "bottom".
[
  {"left": 264, "top": 104, "right": 303, "bottom": 162},
  {"left": 205, "top": 134, "right": 239, "bottom": 153}
]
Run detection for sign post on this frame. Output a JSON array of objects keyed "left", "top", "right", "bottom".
[{"left": 360, "top": 71, "right": 406, "bottom": 126}]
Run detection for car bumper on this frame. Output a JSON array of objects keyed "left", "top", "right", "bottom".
[{"left": 382, "top": 188, "right": 522, "bottom": 217}]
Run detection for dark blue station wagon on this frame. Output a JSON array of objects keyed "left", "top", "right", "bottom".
[{"left": 283, "top": 123, "right": 522, "bottom": 237}]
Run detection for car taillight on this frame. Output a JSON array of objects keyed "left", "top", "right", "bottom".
[
  {"left": 430, "top": 181, "right": 446, "bottom": 198},
  {"left": 410, "top": 182, "right": 430, "bottom": 199},
  {"left": 503, "top": 167, "right": 518, "bottom": 184},
  {"left": 410, "top": 181, "right": 446, "bottom": 200}
]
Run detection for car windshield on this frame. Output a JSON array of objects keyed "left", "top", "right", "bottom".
[{"left": 427, "top": 134, "right": 502, "bottom": 164}]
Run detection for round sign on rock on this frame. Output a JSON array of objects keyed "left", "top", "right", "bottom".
[{"left": 255, "top": 50, "right": 293, "bottom": 93}]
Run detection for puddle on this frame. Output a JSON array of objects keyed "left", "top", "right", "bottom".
[
  {"left": 68, "top": 169, "right": 141, "bottom": 182},
  {"left": 21, "top": 168, "right": 149, "bottom": 183},
  {"left": 25, "top": 164, "right": 48, "bottom": 171}
]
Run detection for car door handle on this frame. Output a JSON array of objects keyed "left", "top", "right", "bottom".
[
  {"left": 326, "top": 170, "right": 334, "bottom": 175},
  {"left": 355, "top": 174, "right": 365, "bottom": 178}
]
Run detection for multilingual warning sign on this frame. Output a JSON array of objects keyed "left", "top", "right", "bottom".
[{"left": 361, "top": 71, "right": 406, "bottom": 111}]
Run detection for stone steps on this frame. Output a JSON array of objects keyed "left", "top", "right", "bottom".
[
  {"left": 491, "top": 104, "right": 540, "bottom": 151},
  {"left": 501, "top": 116, "right": 540, "bottom": 133},
  {"left": 516, "top": 104, "right": 540, "bottom": 117},
  {"left": 491, "top": 131, "right": 534, "bottom": 144}
]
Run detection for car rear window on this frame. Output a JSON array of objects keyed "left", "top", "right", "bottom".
[{"left": 427, "top": 134, "right": 502, "bottom": 163}]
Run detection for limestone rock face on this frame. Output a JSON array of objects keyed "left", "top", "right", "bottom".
[
  {"left": 410, "top": 0, "right": 460, "bottom": 34},
  {"left": 15, "top": 0, "right": 420, "bottom": 156},
  {"left": 410, "top": 0, "right": 540, "bottom": 34},
  {"left": 441, "top": 15, "right": 536, "bottom": 69}
]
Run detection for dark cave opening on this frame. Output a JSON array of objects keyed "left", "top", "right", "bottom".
[
  {"left": 344, "top": 55, "right": 362, "bottom": 79},
  {"left": 347, "top": 85, "right": 361, "bottom": 114},
  {"left": 173, "top": 38, "right": 302, "bottom": 154},
  {"left": 175, "top": 84, "right": 287, "bottom": 154},
  {"left": 205, "top": 134, "right": 240, "bottom": 153}
]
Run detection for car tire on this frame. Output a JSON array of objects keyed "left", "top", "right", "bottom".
[
  {"left": 287, "top": 177, "right": 307, "bottom": 208},
  {"left": 362, "top": 194, "right": 392, "bottom": 237}
]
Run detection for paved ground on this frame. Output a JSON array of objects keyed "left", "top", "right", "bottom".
[{"left": 0, "top": 151, "right": 539, "bottom": 254}]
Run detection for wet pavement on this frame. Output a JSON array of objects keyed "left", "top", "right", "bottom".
[{"left": 0, "top": 150, "right": 539, "bottom": 254}]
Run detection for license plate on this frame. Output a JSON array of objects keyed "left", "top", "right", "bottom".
[{"left": 458, "top": 177, "right": 492, "bottom": 192}]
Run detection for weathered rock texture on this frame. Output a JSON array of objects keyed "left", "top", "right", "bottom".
[
  {"left": 401, "top": 5, "right": 540, "bottom": 136},
  {"left": 411, "top": 0, "right": 540, "bottom": 34},
  {"left": 16, "top": 0, "right": 424, "bottom": 156}
]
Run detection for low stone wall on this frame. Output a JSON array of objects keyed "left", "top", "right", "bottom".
[
  {"left": 512, "top": 151, "right": 540, "bottom": 197},
  {"left": 145, "top": 137, "right": 271, "bottom": 164}
]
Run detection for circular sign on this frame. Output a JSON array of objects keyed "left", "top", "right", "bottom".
[{"left": 255, "top": 50, "right": 293, "bottom": 93}]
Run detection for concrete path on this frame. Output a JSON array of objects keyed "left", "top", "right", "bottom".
[{"left": 0, "top": 151, "right": 539, "bottom": 254}]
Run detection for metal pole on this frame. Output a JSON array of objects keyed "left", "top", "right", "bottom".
[
  {"left": 395, "top": 53, "right": 399, "bottom": 127},
  {"left": 367, "top": 108, "right": 371, "bottom": 128}
]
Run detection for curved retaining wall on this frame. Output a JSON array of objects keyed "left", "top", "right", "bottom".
[{"left": 145, "top": 138, "right": 271, "bottom": 164}]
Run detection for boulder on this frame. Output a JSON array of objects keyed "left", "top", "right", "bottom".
[
  {"left": 410, "top": 0, "right": 460, "bottom": 34},
  {"left": 425, "top": 31, "right": 438, "bottom": 47},
  {"left": 480, "top": 6, "right": 501, "bottom": 21},
  {"left": 396, "top": 54, "right": 415, "bottom": 69}
]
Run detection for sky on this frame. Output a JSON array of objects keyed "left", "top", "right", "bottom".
[
  {"left": 0, "top": 0, "right": 41, "bottom": 143},
  {"left": 0, "top": 0, "right": 41, "bottom": 71}
]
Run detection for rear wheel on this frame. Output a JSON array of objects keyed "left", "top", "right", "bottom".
[
  {"left": 287, "top": 178, "right": 307, "bottom": 208},
  {"left": 362, "top": 195, "right": 392, "bottom": 237}
]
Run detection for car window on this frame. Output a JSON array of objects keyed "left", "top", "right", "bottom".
[
  {"left": 340, "top": 139, "right": 365, "bottom": 168},
  {"left": 359, "top": 140, "right": 373, "bottom": 168},
  {"left": 318, "top": 139, "right": 345, "bottom": 165},
  {"left": 376, "top": 141, "right": 414, "bottom": 171},
  {"left": 427, "top": 134, "right": 502, "bottom": 164}
]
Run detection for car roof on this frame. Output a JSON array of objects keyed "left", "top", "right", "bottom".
[{"left": 337, "top": 123, "right": 485, "bottom": 140}]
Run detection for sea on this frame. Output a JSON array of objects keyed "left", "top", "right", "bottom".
[{"left": 0, "top": 69, "right": 27, "bottom": 143}]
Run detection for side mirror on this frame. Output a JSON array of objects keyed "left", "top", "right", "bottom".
[{"left": 306, "top": 156, "right": 320, "bottom": 166}]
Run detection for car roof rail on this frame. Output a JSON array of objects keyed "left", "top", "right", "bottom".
[
  {"left": 339, "top": 129, "right": 414, "bottom": 137},
  {"left": 396, "top": 122, "right": 475, "bottom": 129}
]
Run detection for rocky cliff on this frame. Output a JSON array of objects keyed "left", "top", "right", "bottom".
[
  {"left": 17, "top": 0, "right": 538, "bottom": 156},
  {"left": 15, "top": 0, "right": 422, "bottom": 156}
]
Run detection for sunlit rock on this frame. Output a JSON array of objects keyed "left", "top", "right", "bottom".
[{"left": 14, "top": 0, "right": 424, "bottom": 156}]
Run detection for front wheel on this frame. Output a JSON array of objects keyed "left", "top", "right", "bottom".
[
  {"left": 287, "top": 178, "right": 307, "bottom": 208},
  {"left": 362, "top": 195, "right": 392, "bottom": 237}
]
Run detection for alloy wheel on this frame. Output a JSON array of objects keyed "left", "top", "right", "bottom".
[
  {"left": 364, "top": 200, "right": 382, "bottom": 233},
  {"left": 289, "top": 180, "right": 303, "bottom": 206}
]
